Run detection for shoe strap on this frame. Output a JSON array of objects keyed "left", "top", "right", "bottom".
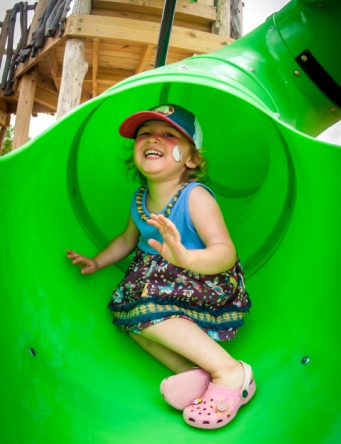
[{"left": 239, "top": 361, "right": 252, "bottom": 399}]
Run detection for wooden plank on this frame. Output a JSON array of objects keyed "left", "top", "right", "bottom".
[
  {"left": 84, "top": 67, "right": 134, "bottom": 83},
  {"left": 36, "top": 72, "right": 59, "bottom": 95},
  {"left": 90, "top": 8, "right": 211, "bottom": 32},
  {"left": 135, "top": 44, "right": 154, "bottom": 74},
  {"left": 197, "top": 0, "right": 214, "bottom": 5},
  {"left": 65, "top": 14, "right": 232, "bottom": 54},
  {"left": 92, "top": 38, "right": 100, "bottom": 97},
  {"left": 85, "top": 41, "right": 143, "bottom": 54},
  {"left": 12, "top": 67, "right": 38, "bottom": 150},
  {"left": 35, "top": 86, "right": 58, "bottom": 110},
  {"left": 92, "top": 0, "right": 216, "bottom": 24}
]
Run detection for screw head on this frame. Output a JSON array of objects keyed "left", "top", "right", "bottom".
[
  {"left": 302, "top": 356, "right": 310, "bottom": 364},
  {"left": 330, "top": 107, "right": 336, "bottom": 112},
  {"left": 249, "top": 67, "right": 255, "bottom": 72},
  {"left": 294, "top": 70, "right": 301, "bottom": 76},
  {"left": 178, "top": 65, "right": 188, "bottom": 70},
  {"left": 29, "top": 347, "right": 36, "bottom": 357},
  {"left": 301, "top": 55, "right": 308, "bottom": 62},
  {"left": 270, "top": 26, "right": 274, "bottom": 31}
]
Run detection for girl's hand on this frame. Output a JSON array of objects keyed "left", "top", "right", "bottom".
[
  {"left": 147, "top": 214, "right": 190, "bottom": 268},
  {"left": 66, "top": 250, "right": 99, "bottom": 274}
]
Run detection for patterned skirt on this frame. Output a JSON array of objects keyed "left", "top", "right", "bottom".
[{"left": 108, "top": 248, "right": 251, "bottom": 341}]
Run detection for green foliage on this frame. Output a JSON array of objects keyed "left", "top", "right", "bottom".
[{"left": 1, "top": 126, "right": 14, "bottom": 156}]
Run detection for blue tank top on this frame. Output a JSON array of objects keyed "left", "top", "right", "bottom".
[{"left": 131, "top": 182, "right": 215, "bottom": 255}]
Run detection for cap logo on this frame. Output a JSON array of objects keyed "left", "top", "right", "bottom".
[{"left": 151, "top": 105, "right": 175, "bottom": 116}]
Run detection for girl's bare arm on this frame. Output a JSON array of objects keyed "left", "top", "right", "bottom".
[{"left": 67, "top": 214, "right": 140, "bottom": 274}]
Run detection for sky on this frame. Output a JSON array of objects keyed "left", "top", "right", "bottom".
[{"left": 0, "top": 0, "right": 340, "bottom": 144}]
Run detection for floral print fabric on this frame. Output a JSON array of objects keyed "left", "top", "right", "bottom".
[{"left": 108, "top": 248, "right": 251, "bottom": 341}]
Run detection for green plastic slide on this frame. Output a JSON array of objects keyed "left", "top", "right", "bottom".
[{"left": 1, "top": 0, "right": 340, "bottom": 442}]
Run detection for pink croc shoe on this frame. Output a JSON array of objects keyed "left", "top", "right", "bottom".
[
  {"left": 183, "top": 361, "right": 256, "bottom": 429},
  {"left": 160, "top": 368, "right": 211, "bottom": 410}
]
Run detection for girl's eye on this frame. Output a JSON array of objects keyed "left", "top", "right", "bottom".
[
  {"left": 138, "top": 131, "right": 150, "bottom": 137},
  {"left": 164, "top": 133, "right": 175, "bottom": 137}
]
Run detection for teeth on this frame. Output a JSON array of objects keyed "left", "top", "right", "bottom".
[{"left": 145, "top": 150, "right": 163, "bottom": 157}]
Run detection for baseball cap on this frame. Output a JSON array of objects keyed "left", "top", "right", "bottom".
[{"left": 119, "top": 104, "right": 203, "bottom": 149}]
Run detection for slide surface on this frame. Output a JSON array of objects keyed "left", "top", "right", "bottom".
[{"left": 1, "top": 1, "right": 341, "bottom": 442}]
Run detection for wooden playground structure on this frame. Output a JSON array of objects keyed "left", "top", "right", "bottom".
[{"left": 0, "top": 0, "right": 242, "bottom": 152}]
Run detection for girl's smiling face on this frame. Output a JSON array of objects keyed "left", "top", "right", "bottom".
[{"left": 133, "top": 120, "right": 197, "bottom": 181}]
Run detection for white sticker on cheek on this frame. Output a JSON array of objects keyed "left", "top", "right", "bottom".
[{"left": 172, "top": 145, "right": 182, "bottom": 162}]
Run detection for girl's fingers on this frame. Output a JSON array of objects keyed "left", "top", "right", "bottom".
[
  {"left": 147, "top": 238, "right": 163, "bottom": 253},
  {"left": 72, "top": 257, "right": 85, "bottom": 265}
]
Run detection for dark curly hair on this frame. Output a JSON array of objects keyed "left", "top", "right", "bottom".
[{"left": 124, "top": 140, "right": 208, "bottom": 184}]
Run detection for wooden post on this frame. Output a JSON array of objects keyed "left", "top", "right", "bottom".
[
  {"left": 92, "top": 38, "right": 100, "bottom": 98},
  {"left": 231, "top": 0, "right": 243, "bottom": 40},
  {"left": 0, "top": 98, "right": 10, "bottom": 127},
  {"left": 0, "top": 126, "right": 8, "bottom": 155},
  {"left": 212, "top": 0, "right": 231, "bottom": 37},
  {"left": 12, "top": 66, "right": 38, "bottom": 150},
  {"left": 56, "top": 0, "right": 91, "bottom": 120},
  {"left": 0, "top": 111, "right": 11, "bottom": 155}
]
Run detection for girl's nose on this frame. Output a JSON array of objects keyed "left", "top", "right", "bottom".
[{"left": 147, "top": 133, "right": 159, "bottom": 142}]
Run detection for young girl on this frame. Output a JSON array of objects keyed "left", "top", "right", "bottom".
[{"left": 67, "top": 104, "right": 255, "bottom": 430}]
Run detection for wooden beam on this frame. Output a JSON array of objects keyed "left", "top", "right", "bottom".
[
  {"left": 0, "top": 111, "right": 10, "bottom": 128},
  {"left": 0, "top": 99, "right": 9, "bottom": 127},
  {"left": 65, "top": 14, "right": 232, "bottom": 54},
  {"left": 32, "top": 103, "right": 56, "bottom": 113},
  {"left": 135, "top": 44, "right": 154, "bottom": 74},
  {"left": 46, "top": 50, "right": 61, "bottom": 91},
  {"left": 92, "top": 0, "right": 216, "bottom": 24},
  {"left": 92, "top": 38, "right": 100, "bottom": 97},
  {"left": 15, "top": 32, "right": 67, "bottom": 78},
  {"left": 12, "top": 66, "right": 38, "bottom": 150}
]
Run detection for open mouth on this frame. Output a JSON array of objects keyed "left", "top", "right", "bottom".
[{"left": 144, "top": 150, "right": 164, "bottom": 158}]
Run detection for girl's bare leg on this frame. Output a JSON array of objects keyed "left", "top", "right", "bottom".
[
  {"left": 140, "top": 318, "right": 246, "bottom": 389},
  {"left": 131, "top": 334, "right": 194, "bottom": 374}
]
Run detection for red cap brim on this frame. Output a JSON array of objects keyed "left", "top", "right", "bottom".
[{"left": 119, "top": 111, "right": 194, "bottom": 142}]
